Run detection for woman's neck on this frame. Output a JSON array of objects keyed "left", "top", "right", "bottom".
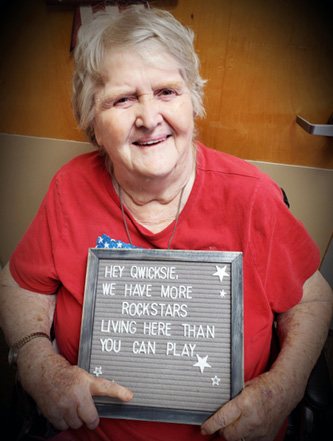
[{"left": 113, "top": 164, "right": 196, "bottom": 234}]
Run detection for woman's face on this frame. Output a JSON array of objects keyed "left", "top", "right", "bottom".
[{"left": 93, "top": 46, "right": 195, "bottom": 185}]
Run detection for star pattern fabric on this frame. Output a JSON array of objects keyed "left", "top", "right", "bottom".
[{"left": 96, "top": 234, "right": 139, "bottom": 249}]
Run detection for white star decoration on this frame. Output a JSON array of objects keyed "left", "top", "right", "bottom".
[
  {"left": 213, "top": 265, "right": 230, "bottom": 282},
  {"left": 211, "top": 375, "right": 221, "bottom": 386},
  {"left": 93, "top": 366, "right": 103, "bottom": 377},
  {"left": 220, "top": 289, "right": 227, "bottom": 298},
  {"left": 193, "top": 354, "right": 211, "bottom": 373}
]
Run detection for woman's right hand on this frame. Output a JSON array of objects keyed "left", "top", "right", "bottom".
[
  {"left": 0, "top": 264, "right": 133, "bottom": 431},
  {"left": 18, "top": 340, "right": 133, "bottom": 431}
]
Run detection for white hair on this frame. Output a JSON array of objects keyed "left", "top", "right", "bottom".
[{"left": 72, "top": 6, "right": 206, "bottom": 147}]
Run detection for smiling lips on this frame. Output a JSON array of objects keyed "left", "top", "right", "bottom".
[{"left": 133, "top": 135, "right": 170, "bottom": 146}]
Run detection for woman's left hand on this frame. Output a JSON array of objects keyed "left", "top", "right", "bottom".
[
  {"left": 200, "top": 370, "right": 291, "bottom": 441},
  {"left": 201, "top": 270, "right": 333, "bottom": 440}
]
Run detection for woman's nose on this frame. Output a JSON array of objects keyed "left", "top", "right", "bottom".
[{"left": 135, "top": 97, "right": 163, "bottom": 129}]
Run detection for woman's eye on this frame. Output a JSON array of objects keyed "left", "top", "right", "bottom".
[
  {"left": 158, "top": 89, "right": 177, "bottom": 99},
  {"left": 114, "top": 97, "right": 130, "bottom": 106},
  {"left": 113, "top": 96, "right": 138, "bottom": 108}
]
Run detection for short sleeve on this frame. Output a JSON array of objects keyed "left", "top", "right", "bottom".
[
  {"left": 249, "top": 174, "right": 320, "bottom": 313},
  {"left": 10, "top": 175, "right": 63, "bottom": 294}
]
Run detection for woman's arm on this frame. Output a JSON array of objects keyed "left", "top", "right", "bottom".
[
  {"left": 201, "top": 270, "right": 333, "bottom": 441},
  {"left": 0, "top": 263, "right": 56, "bottom": 344},
  {"left": 0, "top": 263, "right": 133, "bottom": 431}
]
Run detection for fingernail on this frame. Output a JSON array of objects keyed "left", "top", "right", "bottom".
[{"left": 124, "top": 390, "right": 133, "bottom": 401}]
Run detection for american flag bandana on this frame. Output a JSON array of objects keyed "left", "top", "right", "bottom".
[{"left": 96, "top": 234, "right": 139, "bottom": 249}]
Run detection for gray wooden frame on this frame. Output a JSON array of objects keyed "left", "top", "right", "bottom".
[{"left": 78, "top": 248, "right": 243, "bottom": 424}]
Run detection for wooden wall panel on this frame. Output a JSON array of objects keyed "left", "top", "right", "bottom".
[
  {"left": 174, "top": 0, "right": 333, "bottom": 168},
  {"left": 0, "top": 0, "right": 79, "bottom": 141},
  {"left": 0, "top": 0, "right": 332, "bottom": 168}
]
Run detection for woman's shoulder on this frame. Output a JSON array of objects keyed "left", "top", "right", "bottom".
[
  {"left": 51, "top": 150, "right": 108, "bottom": 186},
  {"left": 196, "top": 141, "right": 263, "bottom": 179},
  {"left": 196, "top": 141, "right": 283, "bottom": 202},
  {"left": 44, "top": 150, "right": 110, "bottom": 204},
  {"left": 56, "top": 150, "right": 104, "bottom": 175}
]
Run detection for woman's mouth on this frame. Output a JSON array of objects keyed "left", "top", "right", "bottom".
[{"left": 133, "top": 135, "right": 169, "bottom": 146}]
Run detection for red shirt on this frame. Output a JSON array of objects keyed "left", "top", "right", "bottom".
[{"left": 10, "top": 142, "right": 319, "bottom": 441}]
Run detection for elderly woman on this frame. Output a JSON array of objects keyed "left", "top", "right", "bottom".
[{"left": 0, "top": 7, "right": 332, "bottom": 441}]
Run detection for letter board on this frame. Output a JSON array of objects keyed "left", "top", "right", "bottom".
[{"left": 78, "top": 248, "right": 243, "bottom": 424}]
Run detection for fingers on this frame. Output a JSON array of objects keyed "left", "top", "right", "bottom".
[
  {"left": 63, "top": 411, "right": 84, "bottom": 430},
  {"left": 201, "top": 398, "right": 242, "bottom": 436},
  {"left": 91, "top": 377, "right": 133, "bottom": 402},
  {"left": 42, "top": 407, "right": 83, "bottom": 432},
  {"left": 55, "top": 419, "right": 69, "bottom": 431},
  {"left": 47, "top": 394, "right": 99, "bottom": 431},
  {"left": 75, "top": 377, "right": 133, "bottom": 430},
  {"left": 37, "top": 368, "right": 133, "bottom": 433},
  {"left": 77, "top": 398, "right": 100, "bottom": 430}
]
